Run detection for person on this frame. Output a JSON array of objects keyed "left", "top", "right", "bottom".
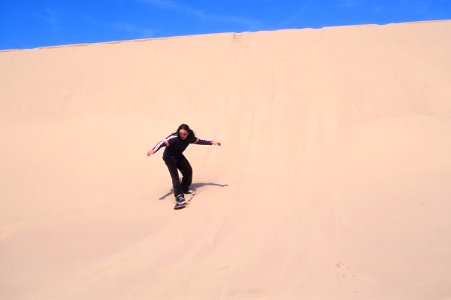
[{"left": 147, "top": 124, "right": 221, "bottom": 208}]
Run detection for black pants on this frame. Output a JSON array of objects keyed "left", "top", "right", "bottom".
[{"left": 164, "top": 155, "right": 192, "bottom": 197}]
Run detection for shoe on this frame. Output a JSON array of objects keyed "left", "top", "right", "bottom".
[
  {"left": 176, "top": 194, "right": 186, "bottom": 205},
  {"left": 174, "top": 201, "right": 186, "bottom": 209},
  {"left": 174, "top": 194, "right": 187, "bottom": 210},
  {"left": 183, "top": 189, "right": 195, "bottom": 195}
]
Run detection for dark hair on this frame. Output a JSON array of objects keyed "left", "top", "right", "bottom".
[{"left": 168, "top": 124, "right": 195, "bottom": 139}]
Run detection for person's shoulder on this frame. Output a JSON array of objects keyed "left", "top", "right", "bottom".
[
  {"left": 166, "top": 135, "right": 178, "bottom": 143},
  {"left": 189, "top": 135, "right": 198, "bottom": 143}
]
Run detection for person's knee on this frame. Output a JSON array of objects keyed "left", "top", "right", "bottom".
[{"left": 181, "top": 164, "right": 192, "bottom": 175}]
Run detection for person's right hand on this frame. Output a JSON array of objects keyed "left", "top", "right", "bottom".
[{"left": 147, "top": 149, "right": 155, "bottom": 156}]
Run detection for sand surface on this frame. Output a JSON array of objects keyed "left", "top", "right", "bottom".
[{"left": 1, "top": 21, "right": 451, "bottom": 299}]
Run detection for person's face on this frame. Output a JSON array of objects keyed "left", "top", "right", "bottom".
[{"left": 179, "top": 129, "right": 188, "bottom": 140}]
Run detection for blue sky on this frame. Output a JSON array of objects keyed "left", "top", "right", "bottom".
[{"left": 1, "top": 0, "right": 451, "bottom": 50}]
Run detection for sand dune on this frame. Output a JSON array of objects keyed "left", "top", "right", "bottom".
[{"left": 1, "top": 20, "right": 451, "bottom": 299}]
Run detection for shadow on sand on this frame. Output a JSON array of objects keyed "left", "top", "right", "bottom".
[{"left": 159, "top": 182, "right": 229, "bottom": 200}]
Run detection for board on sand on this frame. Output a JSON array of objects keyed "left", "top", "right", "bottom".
[{"left": 173, "top": 191, "right": 196, "bottom": 210}]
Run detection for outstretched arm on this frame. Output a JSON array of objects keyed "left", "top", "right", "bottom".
[
  {"left": 147, "top": 137, "right": 172, "bottom": 156},
  {"left": 194, "top": 138, "right": 221, "bottom": 146}
]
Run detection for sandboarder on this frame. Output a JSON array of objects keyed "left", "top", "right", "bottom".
[{"left": 147, "top": 124, "right": 221, "bottom": 209}]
